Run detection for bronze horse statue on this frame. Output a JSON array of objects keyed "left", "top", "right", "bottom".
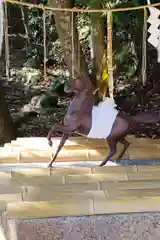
[{"left": 47, "top": 74, "right": 159, "bottom": 167}]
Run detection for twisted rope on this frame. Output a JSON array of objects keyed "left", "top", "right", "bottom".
[{"left": 4, "top": 0, "right": 160, "bottom": 13}]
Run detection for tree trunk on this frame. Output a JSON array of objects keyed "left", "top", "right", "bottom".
[
  {"left": 90, "top": 3, "right": 106, "bottom": 82},
  {"left": 49, "top": 0, "right": 88, "bottom": 77},
  {"left": 0, "top": 81, "right": 15, "bottom": 145},
  {"left": 90, "top": 1, "right": 109, "bottom": 101}
]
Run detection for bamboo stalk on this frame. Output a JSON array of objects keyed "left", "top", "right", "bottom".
[
  {"left": 71, "top": 11, "right": 74, "bottom": 79},
  {"left": 77, "top": 13, "right": 80, "bottom": 75},
  {"left": 107, "top": 10, "right": 113, "bottom": 99},
  {"left": 20, "top": 4, "right": 30, "bottom": 46},
  {"left": 4, "top": 1, "right": 9, "bottom": 79},
  {"left": 142, "top": 8, "right": 147, "bottom": 85},
  {"left": 90, "top": 25, "right": 94, "bottom": 60},
  {"left": 0, "top": 0, "right": 4, "bottom": 56},
  {"left": 43, "top": 8, "right": 47, "bottom": 81}
]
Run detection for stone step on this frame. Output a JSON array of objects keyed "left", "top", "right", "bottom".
[
  {"left": 100, "top": 179, "right": 160, "bottom": 190},
  {"left": 106, "top": 188, "right": 160, "bottom": 199},
  {"left": 24, "top": 179, "right": 160, "bottom": 193},
  {"left": 0, "top": 152, "right": 20, "bottom": 163},
  {"left": 5, "top": 136, "right": 160, "bottom": 152},
  {"left": 0, "top": 164, "right": 160, "bottom": 179},
  {"left": 6, "top": 196, "right": 160, "bottom": 219},
  {"left": 1, "top": 135, "right": 160, "bottom": 163},
  {"left": 23, "top": 189, "right": 106, "bottom": 202},
  {"left": 0, "top": 165, "right": 160, "bottom": 184},
  {"left": 0, "top": 178, "right": 158, "bottom": 197},
  {"left": 23, "top": 186, "right": 160, "bottom": 202},
  {"left": 0, "top": 178, "right": 160, "bottom": 206},
  {"left": 0, "top": 185, "right": 24, "bottom": 194},
  {"left": 8, "top": 172, "right": 160, "bottom": 187},
  {"left": 0, "top": 165, "right": 158, "bottom": 177},
  {"left": 5, "top": 142, "right": 160, "bottom": 151},
  {"left": 0, "top": 134, "right": 159, "bottom": 239},
  {"left": 1, "top": 165, "right": 160, "bottom": 220},
  {"left": 0, "top": 193, "right": 22, "bottom": 203},
  {"left": 0, "top": 147, "right": 159, "bottom": 164},
  {"left": 14, "top": 136, "right": 160, "bottom": 145},
  {"left": 11, "top": 137, "right": 107, "bottom": 150},
  {"left": 6, "top": 165, "right": 160, "bottom": 177},
  {"left": 0, "top": 149, "right": 126, "bottom": 164},
  {"left": 4, "top": 143, "right": 107, "bottom": 151},
  {"left": 10, "top": 165, "right": 137, "bottom": 177},
  {"left": 2, "top": 178, "right": 160, "bottom": 200},
  {"left": 128, "top": 172, "right": 160, "bottom": 180},
  {"left": 9, "top": 173, "right": 128, "bottom": 186}
]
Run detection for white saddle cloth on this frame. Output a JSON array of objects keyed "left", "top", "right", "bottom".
[{"left": 87, "top": 98, "right": 118, "bottom": 139}]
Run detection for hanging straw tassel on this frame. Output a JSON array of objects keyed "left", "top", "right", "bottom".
[
  {"left": 107, "top": 10, "right": 114, "bottom": 99},
  {"left": 142, "top": 7, "right": 148, "bottom": 85},
  {"left": 0, "top": 0, "right": 4, "bottom": 56}
]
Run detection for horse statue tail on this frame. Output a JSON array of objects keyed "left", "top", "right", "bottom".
[
  {"left": 0, "top": 0, "right": 4, "bottom": 56},
  {"left": 132, "top": 112, "right": 160, "bottom": 124}
]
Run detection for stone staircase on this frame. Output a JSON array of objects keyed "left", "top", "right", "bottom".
[
  {"left": 0, "top": 136, "right": 159, "bottom": 239},
  {"left": 1, "top": 135, "right": 160, "bottom": 163}
]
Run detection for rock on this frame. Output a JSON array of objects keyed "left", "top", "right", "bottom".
[
  {"left": 22, "top": 93, "right": 59, "bottom": 114},
  {"left": 26, "top": 71, "right": 41, "bottom": 85},
  {"left": 12, "top": 67, "right": 42, "bottom": 85},
  {"left": 30, "top": 96, "right": 41, "bottom": 106},
  {"left": 22, "top": 104, "right": 35, "bottom": 113}
]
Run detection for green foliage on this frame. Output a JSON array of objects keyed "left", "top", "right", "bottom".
[
  {"left": 75, "top": 0, "right": 148, "bottom": 80},
  {"left": 51, "top": 75, "right": 70, "bottom": 96},
  {"left": 28, "top": 8, "right": 59, "bottom": 68},
  {"left": 52, "top": 76, "right": 66, "bottom": 90},
  {"left": 21, "top": 0, "right": 159, "bottom": 85},
  {"left": 40, "top": 93, "right": 58, "bottom": 112},
  {"left": 111, "top": 0, "right": 147, "bottom": 80}
]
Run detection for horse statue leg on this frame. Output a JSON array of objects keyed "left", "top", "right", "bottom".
[
  {"left": 115, "top": 138, "right": 130, "bottom": 163},
  {"left": 99, "top": 137, "right": 118, "bottom": 166},
  {"left": 48, "top": 133, "right": 69, "bottom": 168},
  {"left": 47, "top": 123, "right": 76, "bottom": 167},
  {"left": 99, "top": 116, "right": 130, "bottom": 166}
]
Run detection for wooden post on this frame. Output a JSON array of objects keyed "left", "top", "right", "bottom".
[{"left": 107, "top": 10, "right": 114, "bottom": 99}]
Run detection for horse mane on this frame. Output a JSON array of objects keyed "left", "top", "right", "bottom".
[
  {"left": 89, "top": 58, "right": 110, "bottom": 106},
  {"left": 89, "top": 73, "right": 110, "bottom": 106}
]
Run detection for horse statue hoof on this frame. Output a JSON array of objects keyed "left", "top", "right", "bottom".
[
  {"left": 48, "top": 142, "right": 52, "bottom": 148},
  {"left": 48, "top": 163, "right": 53, "bottom": 168},
  {"left": 99, "top": 162, "right": 105, "bottom": 167}
]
